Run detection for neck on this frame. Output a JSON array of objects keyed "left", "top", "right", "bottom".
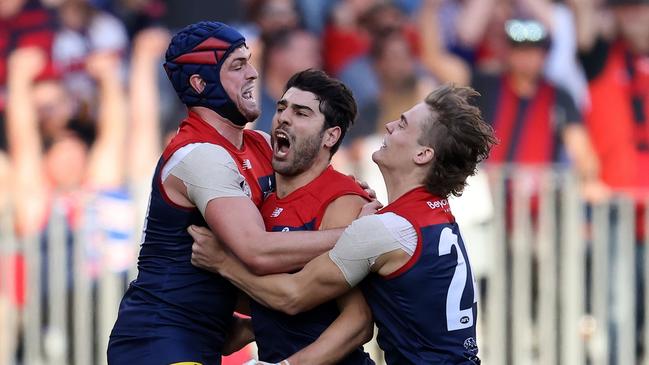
[
  {"left": 509, "top": 72, "right": 538, "bottom": 97},
  {"left": 275, "top": 153, "right": 331, "bottom": 199},
  {"left": 190, "top": 106, "right": 245, "bottom": 149},
  {"left": 380, "top": 165, "right": 425, "bottom": 204}
]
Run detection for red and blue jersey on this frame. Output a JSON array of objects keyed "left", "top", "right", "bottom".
[
  {"left": 362, "top": 187, "right": 480, "bottom": 365},
  {"left": 109, "top": 112, "right": 274, "bottom": 362},
  {"left": 254, "top": 166, "right": 374, "bottom": 364}
]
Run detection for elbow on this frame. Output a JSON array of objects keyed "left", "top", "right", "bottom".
[
  {"left": 233, "top": 233, "right": 277, "bottom": 275},
  {"left": 241, "top": 254, "right": 274, "bottom": 276},
  {"left": 356, "top": 306, "right": 375, "bottom": 345},
  {"left": 360, "top": 321, "right": 374, "bottom": 345},
  {"left": 280, "top": 282, "right": 308, "bottom": 316}
]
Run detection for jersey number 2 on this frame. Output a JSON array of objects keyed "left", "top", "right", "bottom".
[{"left": 438, "top": 227, "right": 476, "bottom": 331}]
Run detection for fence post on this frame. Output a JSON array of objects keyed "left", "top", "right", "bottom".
[
  {"left": 559, "top": 172, "right": 586, "bottom": 365},
  {"left": 615, "top": 197, "right": 636, "bottom": 365},
  {"left": 23, "top": 232, "right": 42, "bottom": 365},
  {"left": 73, "top": 225, "right": 92, "bottom": 365},
  {"left": 486, "top": 166, "right": 508, "bottom": 365},
  {"left": 511, "top": 170, "right": 534, "bottom": 365},
  {"left": 46, "top": 201, "right": 69, "bottom": 365},
  {"left": 590, "top": 202, "right": 610, "bottom": 365},
  {"left": 537, "top": 170, "right": 558, "bottom": 365}
]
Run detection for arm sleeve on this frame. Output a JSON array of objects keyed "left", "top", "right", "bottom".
[
  {"left": 167, "top": 143, "right": 247, "bottom": 215},
  {"left": 555, "top": 87, "right": 583, "bottom": 127},
  {"left": 329, "top": 213, "right": 417, "bottom": 287}
]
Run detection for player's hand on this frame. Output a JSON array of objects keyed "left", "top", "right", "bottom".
[
  {"left": 189, "top": 225, "right": 230, "bottom": 273},
  {"left": 348, "top": 174, "right": 377, "bottom": 200},
  {"left": 358, "top": 199, "right": 383, "bottom": 218}
]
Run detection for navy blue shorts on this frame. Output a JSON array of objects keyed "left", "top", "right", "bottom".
[{"left": 107, "top": 334, "right": 221, "bottom": 365}]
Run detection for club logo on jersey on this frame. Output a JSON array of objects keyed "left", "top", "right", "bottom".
[
  {"left": 281, "top": 227, "right": 290, "bottom": 232},
  {"left": 463, "top": 337, "right": 479, "bottom": 354},
  {"left": 271, "top": 207, "right": 284, "bottom": 218},
  {"left": 242, "top": 159, "right": 252, "bottom": 170},
  {"left": 427, "top": 199, "right": 449, "bottom": 210}
]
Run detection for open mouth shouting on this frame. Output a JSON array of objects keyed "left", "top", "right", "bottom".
[
  {"left": 273, "top": 129, "right": 292, "bottom": 159},
  {"left": 242, "top": 85, "right": 255, "bottom": 102}
]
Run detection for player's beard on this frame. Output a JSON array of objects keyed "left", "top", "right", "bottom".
[{"left": 273, "top": 129, "right": 324, "bottom": 177}]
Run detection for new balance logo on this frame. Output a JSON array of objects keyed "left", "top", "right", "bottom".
[
  {"left": 271, "top": 207, "right": 284, "bottom": 218},
  {"left": 242, "top": 159, "right": 252, "bottom": 170}
]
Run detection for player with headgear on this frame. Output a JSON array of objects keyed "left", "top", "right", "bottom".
[
  {"left": 107, "top": 21, "right": 272, "bottom": 364},
  {"left": 108, "top": 21, "right": 364, "bottom": 364}
]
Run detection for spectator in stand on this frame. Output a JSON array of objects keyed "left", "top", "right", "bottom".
[
  {"left": 571, "top": 0, "right": 649, "bottom": 196},
  {"left": 0, "top": 0, "right": 58, "bottom": 152},
  {"left": 246, "top": 0, "right": 300, "bottom": 37},
  {"left": 338, "top": 1, "right": 467, "bottom": 197},
  {"left": 571, "top": 0, "right": 649, "bottom": 360},
  {"left": 446, "top": 0, "right": 588, "bottom": 108},
  {"left": 255, "top": 28, "right": 321, "bottom": 133},
  {"left": 6, "top": 43, "right": 127, "bottom": 291},
  {"left": 471, "top": 19, "right": 608, "bottom": 202},
  {"left": 322, "top": 0, "right": 377, "bottom": 75},
  {"left": 0, "top": 3, "right": 57, "bottom": 358},
  {"left": 52, "top": 0, "right": 128, "bottom": 112}
]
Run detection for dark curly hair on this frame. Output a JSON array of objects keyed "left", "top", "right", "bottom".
[
  {"left": 419, "top": 85, "right": 497, "bottom": 197},
  {"left": 284, "top": 69, "right": 357, "bottom": 157}
]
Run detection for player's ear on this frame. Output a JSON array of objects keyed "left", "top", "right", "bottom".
[
  {"left": 323, "top": 126, "right": 341, "bottom": 149},
  {"left": 413, "top": 146, "right": 434, "bottom": 165},
  {"left": 189, "top": 74, "right": 206, "bottom": 94}
]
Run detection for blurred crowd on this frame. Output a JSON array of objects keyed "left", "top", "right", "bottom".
[{"left": 0, "top": 0, "right": 648, "bottom": 362}]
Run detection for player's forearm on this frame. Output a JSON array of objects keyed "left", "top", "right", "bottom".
[
  {"left": 244, "top": 228, "right": 344, "bottom": 275},
  {"left": 219, "top": 258, "right": 303, "bottom": 314},
  {"left": 286, "top": 292, "right": 373, "bottom": 365}
]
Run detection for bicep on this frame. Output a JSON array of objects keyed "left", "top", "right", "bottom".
[
  {"left": 319, "top": 194, "right": 367, "bottom": 230},
  {"left": 203, "top": 196, "right": 266, "bottom": 260}
]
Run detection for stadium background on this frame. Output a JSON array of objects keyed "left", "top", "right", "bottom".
[{"left": 1, "top": 0, "right": 648, "bottom": 364}]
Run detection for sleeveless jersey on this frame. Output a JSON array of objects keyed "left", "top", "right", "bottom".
[
  {"left": 361, "top": 187, "right": 480, "bottom": 365},
  {"left": 585, "top": 41, "right": 649, "bottom": 190},
  {"left": 109, "top": 111, "right": 274, "bottom": 353},
  {"left": 254, "top": 166, "right": 374, "bottom": 364}
]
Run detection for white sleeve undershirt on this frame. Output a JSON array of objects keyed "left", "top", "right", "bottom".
[
  {"left": 329, "top": 213, "right": 417, "bottom": 287},
  {"left": 163, "top": 143, "right": 248, "bottom": 215}
]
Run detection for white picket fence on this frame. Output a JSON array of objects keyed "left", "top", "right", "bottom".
[{"left": 1, "top": 166, "right": 647, "bottom": 365}]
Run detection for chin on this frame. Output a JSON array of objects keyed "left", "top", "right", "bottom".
[
  {"left": 371, "top": 150, "right": 381, "bottom": 163},
  {"left": 242, "top": 106, "right": 261, "bottom": 123}
]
